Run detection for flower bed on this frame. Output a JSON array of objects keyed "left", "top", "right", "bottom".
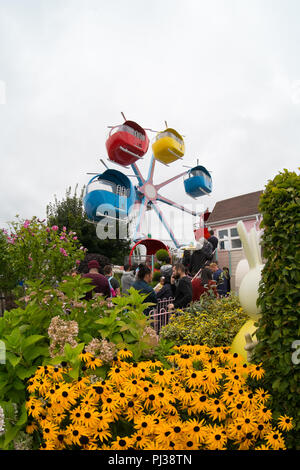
[{"left": 23, "top": 344, "right": 293, "bottom": 450}]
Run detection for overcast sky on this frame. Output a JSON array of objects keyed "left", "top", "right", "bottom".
[{"left": 0, "top": 0, "right": 299, "bottom": 245}]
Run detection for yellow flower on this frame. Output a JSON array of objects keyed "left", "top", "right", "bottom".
[
  {"left": 278, "top": 415, "right": 293, "bottom": 432},
  {"left": 26, "top": 422, "right": 38, "bottom": 434},
  {"left": 184, "top": 418, "right": 207, "bottom": 444},
  {"left": 117, "top": 348, "right": 133, "bottom": 359},
  {"left": 254, "top": 387, "right": 271, "bottom": 404},
  {"left": 249, "top": 363, "right": 265, "bottom": 380},
  {"left": 265, "top": 429, "right": 286, "bottom": 450},
  {"left": 131, "top": 432, "right": 152, "bottom": 449},
  {"left": 85, "top": 356, "right": 103, "bottom": 370},
  {"left": 204, "top": 424, "right": 227, "bottom": 450},
  {"left": 110, "top": 436, "right": 133, "bottom": 450}
]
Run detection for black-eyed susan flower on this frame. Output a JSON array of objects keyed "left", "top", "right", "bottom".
[
  {"left": 254, "top": 388, "right": 271, "bottom": 404},
  {"left": 278, "top": 415, "right": 293, "bottom": 432},
  {"left": 93, "top": 427, "right": 112, "bottom": 443},
  {"left": 257, "top": 405, "right": 273, "bottom": 423},
  {"left": 265, "top": 429, "right": 286, "bottom": 450},
  {"left": 117, "top": 348, "right": 133, "bottom": 360},
  {"left": 110, "top": 436, "right": 133, "bottom": 450},
  {"left": 131, "top": 432, "right": 152, "bottom": 449},
  {"left": 204, "top": 424, "right": 227, "bottom": 450},
  {"left": 249, "top": 363, "right": 265, "bottom": 380}
]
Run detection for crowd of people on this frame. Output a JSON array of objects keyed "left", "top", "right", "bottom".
[{"left": 80, "top": 232, "right": 231, "bottom": 317}]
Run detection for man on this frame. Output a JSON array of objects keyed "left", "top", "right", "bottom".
[
  {"left": 160, "top": 257, "right": 173, "bottom": 278},
  {"left": 168, "top": 263, "right": 193, "bottom": 310},
  {"left": 207, "top": 229, "right": 219, "bottom": 251},
  {"left": 121, "top": 264, "right": 135, "bottom": 294},
  {"left": 103, "top": 264, "right": 121, "bottom": 296},
  {"left": 82, "top": 260, "right": 111, "bottom": 300},
  {"left": 209, "top": 262, "right": 227, "bottom": 297},
  {"left": 189, "top": 238, "right": 213, "bottom": 276}
]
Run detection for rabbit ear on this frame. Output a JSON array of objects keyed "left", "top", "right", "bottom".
[
  {"left": 236, "top": 221, "right": 256, "bottom": 269},
  {"left": 250, "top": 227, "right": 263, "bottom": 265}
]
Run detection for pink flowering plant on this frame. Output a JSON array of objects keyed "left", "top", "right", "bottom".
[{"left": 0, "top": 216, "right": 85, "bottom": 291}]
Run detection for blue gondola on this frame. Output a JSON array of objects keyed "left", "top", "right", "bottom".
[
  {"left": 184, "top": 165, "right": 212, "bottom": 198},
  {"left": 83, "top": 169, "right": 136, "bottom": 223}
]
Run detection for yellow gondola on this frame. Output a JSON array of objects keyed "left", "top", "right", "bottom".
[{"left": 152, "top": 128, "right": 185, "bottom": 164}]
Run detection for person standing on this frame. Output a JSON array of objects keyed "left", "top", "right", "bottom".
[
  {"left": 121, "top": 264, "right": 136, "bottom": 294},
  {"left": 209, "top": 262, "right": 227, "bottom": 297},
  {"left": 103, "top": 265, "right": 121, "bottom": 296},
  {"left": 82, "top": 260, "right": 111, "bottom": 300},
  {"left": 168, "top": 263, "right": 193, "bottom": 310},
  {"left": 191, "top": 267, "right": 218, "bottom": 301},
  {"left": 222, "top": 267, "right": 231, "bottom": 295},
  {"left": 189, "top": 238, "right": 213, "bottom": 276},
  {"left": 132, "top": 264, "right": 157, "bottom": 314},
  {"left": 207, "top": 230, "right": 219, "bottom": 251}
]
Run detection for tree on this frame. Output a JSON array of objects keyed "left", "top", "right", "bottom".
[{"left": 46, "top": 186, "right": 131, "bottom": 265}]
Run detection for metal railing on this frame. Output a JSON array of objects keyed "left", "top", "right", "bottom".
[{"left": 148, "top": 296, "right": 175, "bottom": 335}]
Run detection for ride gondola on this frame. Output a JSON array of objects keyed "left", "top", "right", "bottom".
[
  {"left": 106, "top": 120, "right": 149, "bottom": 166},
  {"left": 184, "top": 165, "right": 212, "bottom": 198},
  {"left": 83, "top": 169, "right": 136, "bottom": 223},
  {"left": 152, "top": 128, "right": 185, "bottom": 165}
]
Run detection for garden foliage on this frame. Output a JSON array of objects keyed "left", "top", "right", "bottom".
[
  {"left": 0, "top": 278, "right": 163, "bottom": 449},
  {"left": 254, "top": 168, "right": 300, "bottom": 449},
  {"left": 160, "top": 293, "right": 248, "bottom": 347}
]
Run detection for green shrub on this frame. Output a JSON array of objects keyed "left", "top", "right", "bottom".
[
  {"left": 152, "top": 271, "right": 162, "bottom": 282},
  {"left": 160, "top": 293, "right": 248, "bottom": 347},
  {"left": 154, "top": 262, "right": 161, "bottom": 270},
  {"left": 254, "top": 168, "right": 300, "bottom": 449},
  {"left": 155, "top": 249, "right": 169, "bottom": 263}
]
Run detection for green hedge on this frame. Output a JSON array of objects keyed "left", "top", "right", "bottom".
[{"left": 254, "top": 168, "right": 300, "bottom": 449}]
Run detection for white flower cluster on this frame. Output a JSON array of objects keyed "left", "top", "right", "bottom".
[{"left": 0, "top": 406, "right": 5, "bottom": 436}]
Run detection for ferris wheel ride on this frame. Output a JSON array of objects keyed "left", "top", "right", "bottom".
[{"left": 83, "top": 114, "right": 213, "bottom": 249}]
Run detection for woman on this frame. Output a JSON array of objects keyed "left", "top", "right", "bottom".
[
  {"left": 132, "top": 264, "right": 157, "bottom": 314},
  {"left": 191, "top": 267, "right": 218, "bottom": 302}
]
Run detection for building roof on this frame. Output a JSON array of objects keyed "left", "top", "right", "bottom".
[{"left": 207, "top": 190, "right": 263, "bottom": 224}]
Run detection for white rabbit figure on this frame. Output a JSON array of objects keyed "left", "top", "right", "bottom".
[
  {"left": 235, "top": 259, "right": 249, "bottom": 291},
  {"left": 237, "top": 221, "right": 264, "bottom": 321},
  {"left": 230, "top": 221, "right": 265, "bottom": 362}
]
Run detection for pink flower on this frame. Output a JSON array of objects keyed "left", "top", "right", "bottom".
[
  {"left": 46, "top": 227, "right": 50, "bottom": 233},
  {"left": 60, "top": 236, "right": 66, "bottom": 240},
  {"left": 75, "top": 259, "right": 81, "bottom": 265},
  {"left": 59, "top": 247, "right": 68, "bottom": 257},
  {"left": 73, "top": 236, "right": 78, "bottom": 240},
  {"left": 52, "top": 225, "right": 59, "bottom": 231},
  {"left": 63, "top": 226, "right": 67, "bottom": 232},
  {"left": 23, "top": 220, "right": 30, "bottom": 229},
  {"left": 28, "top": 255, "right": 33, "bottom": 261}
]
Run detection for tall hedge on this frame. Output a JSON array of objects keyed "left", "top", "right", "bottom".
[{"left": 254, "top": 168, "right": 300, "bottom": 449}]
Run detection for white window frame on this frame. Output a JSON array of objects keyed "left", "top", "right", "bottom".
[{"left": 217, "top": 226, "right": 242, "bottom": 251}]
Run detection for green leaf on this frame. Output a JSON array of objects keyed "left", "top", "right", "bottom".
[
  {"left": 6, "top": 352, "right": 22, "bottom": 368},
  {"left": 15, "top": 365, "right": 37, "bottom": 381},
  {"left": 22, "top": 335, "right": 45, "bottom": 350}
]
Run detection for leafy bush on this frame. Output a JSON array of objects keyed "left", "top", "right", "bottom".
[
  {"left": 155, "top": 249, "right": 170, "bottom": 263},
  {"left": 0, "top": 217, "right": 85, "bottom": 293},
  {"left": 254, "top": 168, "right": 300, "bottom": 449},
  {"left": 152, "top": 271, "right": 162, "bottom": 283},
  {"left": 160, "top": 293, "right": 248, "bottom": 347},
  {"left": 23, "top": 344, "right": 293, "bottom": 450}
]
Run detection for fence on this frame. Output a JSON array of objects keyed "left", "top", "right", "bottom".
[{"left": 148, "top": 297, "right": 175, "bottom": 335}]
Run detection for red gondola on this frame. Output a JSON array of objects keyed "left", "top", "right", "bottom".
[{"left": 106, "top": 120, "right": 149, "bottom": 166}]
